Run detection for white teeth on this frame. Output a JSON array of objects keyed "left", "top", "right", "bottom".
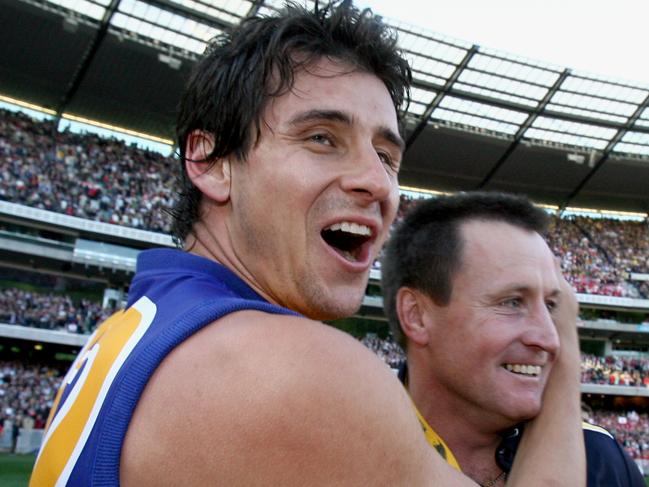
[
  {"left": 325, "top": 221, "right": 372, "bottom": 236},
  {"left": 504, "top": 364, "right": 541, "bottom": 376}
]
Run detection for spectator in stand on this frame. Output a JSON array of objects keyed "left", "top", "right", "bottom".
[
  {"left": 2, "top": 104, "right": 648, "bottom": 298},
  {"left": 575, "top": 217, "right": 649, "bottom": 277},
  {"left": 0, "top": 108, "right": 176, "bottom": 233},
  {"left": 360, "top": 334, "right": 405, "bottom": 369},
  {"left": 0, "top": 361, "right": 63, "bottom": 445},
  {"left": 586, "top": 410, "right": 649, "bottom": 462},
  {"left": 0, "top": 287, "right": 111, "bottom": 334},
  {"left": 581, "top": 353, "right": 649, "bottom": 387},
  {"left": 546, "top": 216, "right": 635, "bottom": 297}
]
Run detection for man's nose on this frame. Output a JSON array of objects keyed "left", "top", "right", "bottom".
[
  {"left": 524, "top": 303, "right": 561, "bottom": 355},
  {"left": 338, "top": 143, "right": 395, "bottom": 203}
]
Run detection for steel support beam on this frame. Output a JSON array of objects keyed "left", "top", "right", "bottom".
[
  {"left": 55, "top": 0, "right": 121, "bottom": 117},
  {"left": 245, "top": 0, "right": 265, "bottom": 20},
  {"left": 405, "top": 45, "right": 478, "bottom": 150},
  {"left": 145, "top": 0, "right": 233, "bottom": 31},
  {"left": 477, "top": 68, "right": 571, "bottom": 188},
  {"left": 560, "top": 93, "right": 649, "bottom": 210},
  {"left": 411, "top": 79, "right": 649, "bottom": 136}
]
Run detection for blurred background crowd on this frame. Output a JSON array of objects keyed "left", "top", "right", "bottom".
[{"left": 1, "top": 108, "right": 648, "bottom": 298}]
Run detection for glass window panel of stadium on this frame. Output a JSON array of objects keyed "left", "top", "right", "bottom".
[{"left": 37, "top": 0, "right": 649, "bottom": 159}]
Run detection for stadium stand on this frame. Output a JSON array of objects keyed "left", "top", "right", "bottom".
[
  {"left": 2, "top": 107, "right": 648, "bottom": 298},
  {"left": 0, "top": 287, "right": 109, "bottom": 334},
  {"left": 0, "top": 108, "right": 175, "bottom": 233},
  {"left": 0, "top": 361, "right": 63, "bottom": 453},
  {"left": 581, "top": 353, "right": 649, "bottom": 387},
  {"left": 547, "top": 216, "right": 635, "bottom": 297}
]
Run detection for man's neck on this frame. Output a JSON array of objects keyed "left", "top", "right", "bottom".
[
  {"left": 186, "top": 217, "right": 275, "bottom": 305},
  {"left": 420, "top": 401, "right": 502, "bottom": 484},
  {"left": 407, "top": 362, "right": 506, "bottom": 485}
]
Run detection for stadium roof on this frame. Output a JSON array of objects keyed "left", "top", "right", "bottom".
[{"left": 2, "top": 0, "right": 649, "bottom": 213}]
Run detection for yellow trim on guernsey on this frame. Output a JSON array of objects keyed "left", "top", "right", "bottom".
[
  {"left": 411, "top": 402, "right": 462, "bottom": 471},
  {"left": 582, "top": 421, "right": 613, "bottom": 439},
  {"left": 409, "top": 409, "right": 611, "bottom": 474}
]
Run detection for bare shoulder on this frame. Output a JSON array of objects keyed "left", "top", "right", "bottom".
[{"left": 120, "top": 310, "right": 463, "bottom": 486}]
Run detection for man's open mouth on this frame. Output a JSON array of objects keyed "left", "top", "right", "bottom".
[{"left": 321, "top": 221, "right": 373, "bottom": 263}]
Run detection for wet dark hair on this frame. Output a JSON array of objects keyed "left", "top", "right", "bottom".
[
  {"left": 170, "top": 1, "right": 411, "bottom": 242},
  {"left": 381, "top": 191, "right": 549, "bottom": 349}
]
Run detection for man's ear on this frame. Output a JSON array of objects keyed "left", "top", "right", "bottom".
[
  {"left": 396, "top": 287, "right": 432, "bottom": 347},
  {"left": 185, "top": 130, "right": 231, "bottom": 203}
]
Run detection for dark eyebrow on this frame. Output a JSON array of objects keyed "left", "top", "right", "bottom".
[
  {"left": 489, "top": 285, "right": 562, "bottom": 300},
  {"left": 287, "top": 109, "right": 405, "bottom": 153},
  {"left": 379, "top": 126, "right": 405, "bottom": 153},
  {"left": 287, "top": 109, "right": 352, "bottom": 127}
]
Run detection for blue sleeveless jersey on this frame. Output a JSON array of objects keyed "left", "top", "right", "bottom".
[{"left": 30, "top": 249, "right": 298, "bottom": 486}]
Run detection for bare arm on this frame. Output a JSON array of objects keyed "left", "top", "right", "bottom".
[
  {"left": 506, "top": 270, "right": 586, "bottom": 487},
  {"left": 121, "top": 311, "right": 477, "bottom": 486}
]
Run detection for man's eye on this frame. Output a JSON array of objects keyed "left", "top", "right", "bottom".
[
  {"left": 308, "top": 134, "right": 333, "bottom": 146},
  {"left": 501, "top": 298, "right": 522, "bottom": 309},
  {"left": 545, "top": 300, "right": 557, "bottom": 312},
  {"left": 377, "top": 151, "right": 399, "bottom": 172}
]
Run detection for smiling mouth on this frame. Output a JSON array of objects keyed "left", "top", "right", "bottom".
[
  {"left": 502, "top": 364, "right": 542, "bottom": 377},
  {"left": 321, "top": 221, "right": 373, "bottom": 263}
]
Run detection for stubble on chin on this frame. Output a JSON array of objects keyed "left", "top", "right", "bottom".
[{"left": 297, "top": 274, "right": 367, "bottom": 322}]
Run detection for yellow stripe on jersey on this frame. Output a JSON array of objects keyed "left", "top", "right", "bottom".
[
  {"left": 582, "top": 421, "right": 613, "bottom": 439},
  {"left": 30, "top": 297, "right": 156, "bottom": 487},
  {"left": 411, "top": 403, "right": 462, "bottom": 471}
]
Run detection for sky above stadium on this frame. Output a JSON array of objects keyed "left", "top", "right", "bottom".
[{"left": 359, "top": 0, "right": 649, "bottom": 86}]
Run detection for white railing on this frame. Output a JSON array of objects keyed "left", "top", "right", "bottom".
[{"left": 0, "top": 200, "right": 174, "bottom": 247}]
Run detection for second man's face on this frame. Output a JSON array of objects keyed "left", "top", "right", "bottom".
[{"left": 423, "top": 220, "right": 561, "bottom": 429}]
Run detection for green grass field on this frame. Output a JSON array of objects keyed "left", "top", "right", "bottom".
[{"left": 0, "top": 452, "right": 35, "bottom": 487}]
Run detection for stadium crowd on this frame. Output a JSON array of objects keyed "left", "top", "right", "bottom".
[
  {"left": 0, "top": 108, "right": 175, "bottom": 233},
  {"left": 1, "top": 108, "right": 649, "bottom": 298},
  {"left": 0, "top": 361, "right": 63, "bottom": 447},
  {"left": 581, "top": 353, "right": 649, "bottom": 387},
  {"left": 546, "top": 217, "right": 636, "bottom": 297},
  {"left": 0, "top": 287, "right": 111, "bottom": 334},
  {"left": 359, "top": 334, "right": 405, "bottom": 369}
]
